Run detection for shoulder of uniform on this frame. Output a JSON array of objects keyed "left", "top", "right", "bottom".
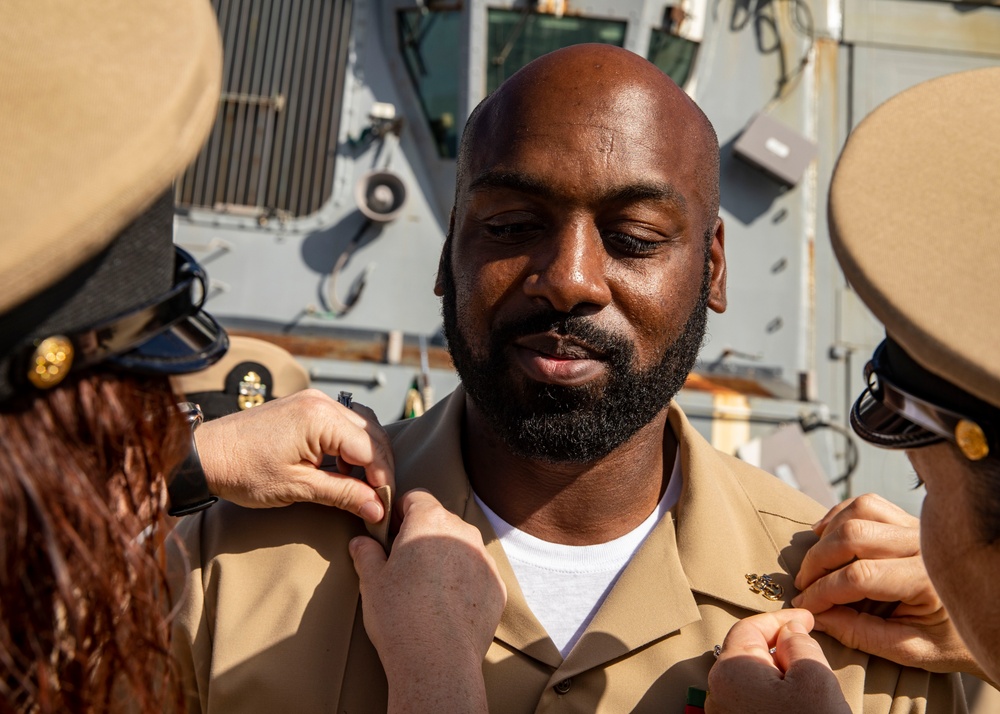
[
  {"left": 714, "top": 448, "right": 829, "bottom": 525},
  {"left": 708, "top": 451, "right": 827, "bottom": 576},
  {"left": 672, "top": 401, "right": 829, "bottom": 526},
  {"left": 172, "top": 499, "right": 362, "bottom": 570},
  {"left": 383, "top": 417, "right": 412, "bottom": 439}
]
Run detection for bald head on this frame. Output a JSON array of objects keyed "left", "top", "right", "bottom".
[{"left": 455, "top": 44, "right": 720, "bottom": 233}]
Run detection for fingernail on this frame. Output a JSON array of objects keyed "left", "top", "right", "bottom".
[
  {"left": 359, "top": 500, "right": 383, "bottom": 523},
  {"left": 348, "top": 537, "right": 362, "bottom": 555},
  {"left": 811, "top": 519, "right": 821, "bottom": 529},
  {"left": 791, "top": 595, "right": 802, "bottom": 607},
  {"left": 786, "top": 620, "right": 809, "bottom": 634}
]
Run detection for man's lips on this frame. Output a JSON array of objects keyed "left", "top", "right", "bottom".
[{"left": 511, "top": 333, "right": 607, "bottom": 385}]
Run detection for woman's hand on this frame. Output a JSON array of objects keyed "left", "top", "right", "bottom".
[
  {"left": 793, "top": 494, "right": 984, "bottom": 678},
  {"left": 706, "top": 609, "right": 850, "bottom": 714},
  {"left": 195, "top": 389, "right": 394, "bottom": 523}
]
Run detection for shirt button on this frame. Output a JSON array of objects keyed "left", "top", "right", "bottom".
[{"left": 554, "top": 678, "right": 573, "bottom": 694}]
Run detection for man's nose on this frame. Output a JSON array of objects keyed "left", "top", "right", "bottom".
[{"left": 522, "top": 220, "right": 612, "bottom": 314}]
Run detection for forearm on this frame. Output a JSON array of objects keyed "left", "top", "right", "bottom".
[{"left": 351, "top": 492, "right": 506, "bottom": 714}]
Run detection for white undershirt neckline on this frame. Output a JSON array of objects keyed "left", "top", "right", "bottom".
[{"left": 474, "top": 447, "right": 682, "bottom": 657}]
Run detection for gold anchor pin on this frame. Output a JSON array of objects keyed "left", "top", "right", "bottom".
[{"left": 746, "top": 573, "right": 784, "bottom": 601}]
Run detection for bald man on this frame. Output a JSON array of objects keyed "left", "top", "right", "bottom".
[{"left": 170, "top": 45, "right": 964, "bottom": 713}]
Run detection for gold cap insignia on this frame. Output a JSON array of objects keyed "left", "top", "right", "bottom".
[
  {"left": 28, "top": 335, "right": 74, "bottom": 389},
  {"left": 746, "top": 573, "right": 784, "bottom": 601},
  {"left": 955, "top": 419, "right": 989, "bottom": 461},
  {"left": 238, "top": 370, "right": 267, "bottom": 410}
]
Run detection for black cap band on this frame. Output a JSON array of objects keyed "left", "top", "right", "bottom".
[
  {"left": 0, "top": 193, "right": 228, "bottom": 403},
  {"left": 882, "top": 337, "right": 1000, "bottom": 429}
]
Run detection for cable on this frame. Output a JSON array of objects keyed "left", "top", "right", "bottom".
[
  {"left": 491, "top": 0, "right": 538, "bottom": 67},
  {"left": 322, "top": 219, "right": 375, "bottom": 316},
  {"left": 800, "top": 417, "right": 859, "bottom": 487},
  {"left": 760, "top": 0, "right": 816, "bottom": 114}
]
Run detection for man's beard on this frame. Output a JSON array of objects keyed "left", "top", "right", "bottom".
[{"left": 441, "top": 245, "right": 711, "bottom": 463}]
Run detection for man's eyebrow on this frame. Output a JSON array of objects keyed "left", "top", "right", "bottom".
[
  {"left": 467, "top": 171, "right": 554, "bottom": 198},
  {"left": 603, "top": 182, "right": 688, "bottom": 214},
  {"left": 467, "top": 171, "right": 687, "bottom": 214}
]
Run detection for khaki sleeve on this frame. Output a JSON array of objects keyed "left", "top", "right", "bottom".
[{"left": 167, "top": 513, "right": 213, "bottom": 714}]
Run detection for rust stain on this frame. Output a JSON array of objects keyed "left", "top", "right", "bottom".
[
  {"left": 814, "top": 37, "right": 839, "bottom": 114},
  {"left": 534, "top": 0, "right": 585, "bottom": 17},
  {"left": 683, "top": 372, "right": 775, "bottom": 398},
  {"left": 229, "top": 330, "right": 455, "bottom": 370}
]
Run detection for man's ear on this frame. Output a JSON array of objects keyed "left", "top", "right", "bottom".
[
  {"left": 434, "top": 209, "right": 456, "bottom": 297},
  {"left": 707, "top": 217, "right": 727, "bottom": 314}
]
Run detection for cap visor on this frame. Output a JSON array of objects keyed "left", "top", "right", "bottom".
[
  {"left": 850, "top": 387, "right": 943, "bottom": 449},
  {"left": 109, "top": 309, "right": 229, "bottom": 375}
]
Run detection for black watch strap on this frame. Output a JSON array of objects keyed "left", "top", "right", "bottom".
[{"left": 168, "top": 402, "right": 218, "bottom": 517}]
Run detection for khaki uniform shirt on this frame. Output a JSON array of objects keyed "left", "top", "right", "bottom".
[{"left": 170, "top": 387, "right": 965, "bottom": 713}]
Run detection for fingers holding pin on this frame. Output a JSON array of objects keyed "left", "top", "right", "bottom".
[{"left": 713, "top": 644, "right": 776, "bottom": 658}]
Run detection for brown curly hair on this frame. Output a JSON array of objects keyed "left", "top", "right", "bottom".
[{"left": 0, "top": 372, "right": 189, "bottom": 713}]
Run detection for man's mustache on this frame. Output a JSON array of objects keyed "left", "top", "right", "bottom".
[{"left": 489, "top": 311, "right": 631, "bottom": 363}]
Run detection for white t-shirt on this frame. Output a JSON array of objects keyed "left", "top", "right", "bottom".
[{"left": 474, "top": 449, "right": 682, "bottom": 657}]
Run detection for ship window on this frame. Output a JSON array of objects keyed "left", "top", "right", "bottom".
[
  {"left": 647, "top": 7, "right": 699, "bottom": 88},
  {"left": 176, "top": 0, "right": 354, "bottom": 219},
  {"left": 398, "top": 8, "right": 463, "bottom": 159},
  {"left": 486, "top": 10, "right": 627, "bottom": 95}
]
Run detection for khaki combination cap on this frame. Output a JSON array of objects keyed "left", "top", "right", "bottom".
[
  {"left": 829, "top": 67, "right": 1000, "bottom": 411},
  {"left": 0, "top": 0, "right": 226, "bottom": 401},
  {"left": 0, "top": 0, "right": 222, "bottom": 314},
  {"left": 175, "top": 336, "right": 311, "bottom": 420}
]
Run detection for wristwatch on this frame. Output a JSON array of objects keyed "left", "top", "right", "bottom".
[{"left": 168, "top": 401, "right": 219, "bottom": 516}]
